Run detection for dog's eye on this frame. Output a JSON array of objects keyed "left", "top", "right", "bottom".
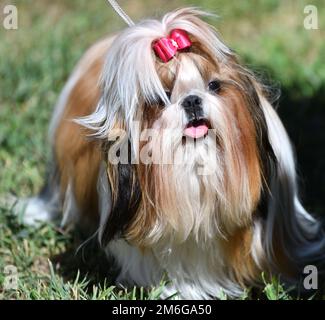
[
  {"left": 208, "top": 80, "right": 221, "bottom": 93},
  {"left": 153, "top": 91, "right": 171, "bottom": 108},
  {"left": 148, "top": 91, "right": 172, "bottom": 108},
  {"left": 158, "top": 91, "right": 171, "bottom": 105}
]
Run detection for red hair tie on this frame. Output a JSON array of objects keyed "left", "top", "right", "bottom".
[{"left": 153, "top": 29, "right": 192, "bottom": 63}]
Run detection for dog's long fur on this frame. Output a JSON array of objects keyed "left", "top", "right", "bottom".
[{"left": 24, "top": 8, "right": 325, "bottom": 299}]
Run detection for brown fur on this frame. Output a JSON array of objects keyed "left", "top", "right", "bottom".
[
  {"left": 221, "top": 227, "right": 261, "bottom": 285},
  {"left": 224, "top": 87, "right": 262, "bottom": 209},
  {"left": 54, "top": 38, "right": 113, "bottom": 224}
]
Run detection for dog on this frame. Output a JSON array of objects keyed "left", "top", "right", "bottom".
[{"left": 22, "top": 8, "right": 325, "bottom": 299}]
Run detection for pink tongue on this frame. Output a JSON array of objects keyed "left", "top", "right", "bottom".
[{"left": 184, "top": 124, "right": 209, "bottom": 138}]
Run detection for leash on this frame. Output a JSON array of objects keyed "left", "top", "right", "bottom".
[{"left": 106, "top": 0, "right": 135, "bottom": 26}]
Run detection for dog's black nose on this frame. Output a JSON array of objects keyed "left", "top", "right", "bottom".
[
  {"left": 182, "top": 95, "right": 203, "bottom": 120},
  {"left": 182, "top": 95, "right": 202, "bottom": 110}
]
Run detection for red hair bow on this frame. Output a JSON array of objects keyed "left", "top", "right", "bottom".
[{"left": 153, "top": 29, "right": 192, "bottom": 63}]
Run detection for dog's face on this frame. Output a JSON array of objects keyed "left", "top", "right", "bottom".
[
  {"left": 151, "top": 46, "right": 262, "bottom": 174},
  {"left": 86, "top": 9, "right": 275, "bottom": 245}
]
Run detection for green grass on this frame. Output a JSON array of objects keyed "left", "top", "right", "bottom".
[
  {"left": 0, "top": 203, "right": 171, "bottom": 300},
  {"left": 0, "top": 0, "right": 324, "bottom": 300}
]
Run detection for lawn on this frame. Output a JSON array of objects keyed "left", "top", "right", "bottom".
[{"left": 0, "top": 0, "right": 324, "bottom": 299}]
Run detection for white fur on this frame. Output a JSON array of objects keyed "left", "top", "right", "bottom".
[
  {"left": 97, "top": 162, "right": 112, "bottom": 241},
  {"left": 61, "top": 181, "right": 79, "bottom": 228},
  {"left": 17, "top": 197, "right": 56, "bottom": 225}
]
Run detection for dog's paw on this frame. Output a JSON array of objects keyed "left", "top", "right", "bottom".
[
  {"left": 1, "top": 195, "right": 54, "bottom": 226},
  {"left": 20, "top": 197, "right": 55, "bottom": 226}
]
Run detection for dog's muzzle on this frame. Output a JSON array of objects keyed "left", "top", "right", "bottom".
[{"left": 182, "top": 95, "right": 209, "bottom": 139}]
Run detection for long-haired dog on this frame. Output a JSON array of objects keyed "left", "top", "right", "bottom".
[{"left": 23, "top": 8, "right": 325, "bottom": 299}]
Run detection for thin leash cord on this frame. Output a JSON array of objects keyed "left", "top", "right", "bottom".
[{"left": 106, "top": 0, "right": 135, "bottom": 26}]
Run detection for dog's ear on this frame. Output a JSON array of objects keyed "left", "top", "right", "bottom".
[
  {"left": 100, "top": 140, "right": 142, "bottom": 246},
  {"left": 247, "top": 74, "right": 325, "bottom": 279}
]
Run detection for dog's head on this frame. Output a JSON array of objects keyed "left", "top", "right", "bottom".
[{"left": 81, "top": 8, "right": 276, "bottom": 246}]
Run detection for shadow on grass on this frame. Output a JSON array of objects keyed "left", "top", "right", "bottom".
[{"left": 51, "top": 230, "right": 119, "bottom": 289}]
